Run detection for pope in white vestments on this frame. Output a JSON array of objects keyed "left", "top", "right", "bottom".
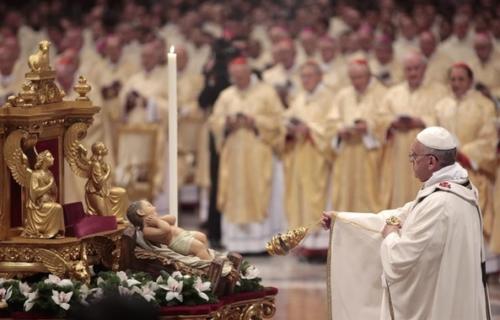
[{"left": 322, "top": 127, "right": 489, "bottom": 320}]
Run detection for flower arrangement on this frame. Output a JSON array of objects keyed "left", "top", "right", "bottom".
[
  {"left": 0, "top": 262, "right": 263, "bottom": 317},
  {"left": 235, "top": 260, "right": 263, "bottom": 293},
  {"left": 0, "top": 270, "right": 216, "bottom": 317}
]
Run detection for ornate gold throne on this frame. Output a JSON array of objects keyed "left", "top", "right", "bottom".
[{"left": 0, "top": 41, "right": 123, "bottom": 282}]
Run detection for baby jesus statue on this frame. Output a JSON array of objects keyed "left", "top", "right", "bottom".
[{"left": 126, "top": 200, "right": 212, "bottom": 260}]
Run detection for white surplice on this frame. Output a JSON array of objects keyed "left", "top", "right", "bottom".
[{"left": 328, "top": 163, "right": 489, "bottom": 320}]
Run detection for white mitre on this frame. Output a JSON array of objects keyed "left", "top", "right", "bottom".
[{"left": 416, "top": 126, "right": 458, "bottom": 150}]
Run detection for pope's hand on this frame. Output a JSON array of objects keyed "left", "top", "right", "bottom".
[
  {"left": 382, "top": 224, "right": 401, "bottom": 238},
  {"left": 321, "top": 211, "right": 332, "bottom": 230}
]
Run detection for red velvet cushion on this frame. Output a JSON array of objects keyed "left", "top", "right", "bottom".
[
  {"left": 160, "top": 302, "right": 223, "bottom": 315},
  {"left": 63, "top": 202, "right": 117, "bottom": 238},
  {"left": 221, "top": 287, "right": 279, "bottom": 304}
]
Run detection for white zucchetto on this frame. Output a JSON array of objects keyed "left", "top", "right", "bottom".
[{"left": 416, "top": 127, "right": 458, "bottom": 150}]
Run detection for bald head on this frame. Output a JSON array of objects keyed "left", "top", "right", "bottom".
[
  {"left": 105, "top": 35, "right": 123, "bottom": 63},
  {"left": 453, "top": 14, "right": 470, "bottom": 39},
  {"left": 373, "top": 34, "right": 393, "bottom": 64},
  {"left": 419, "top": 31, "right": 437, "bottom": 57},
  {"left": 403, "top": 51, "right": 427, "bottom": 89},
  {"left": 348, "top": 60, "right": 371, "bottom": 93},
  {"left": 3, "top": 36, "right": 20, "bottom": 61},
  {"left": 300, "top": 61, "right": 322, "bottom": 93},
  {"left": 299, "top": 29, "right": 318, "bottom": 56},
  {"left": 319, "top": 36, "right": 337, "bottom": 63},
  {"left": 0, "top": 46, "right": 16, "bottom": 75},
  {"left": 277, "top": 39, "right": 296, "bottom": 69},
  {"left": 229, "top": 61, "right": 251, "bottom": 90},
  {"left": 61, "top": 28, "right": 84, "bottom": 52},
  {"left": 474, "top": 33, "right": 493, "bottom": 62},
  {"left": 141, "top": 42, "right": 158, "bottom": 72}
]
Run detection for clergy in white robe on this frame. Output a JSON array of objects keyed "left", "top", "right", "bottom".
[{"left": 323, "top": 127, "right": 489, "bottom": 320}]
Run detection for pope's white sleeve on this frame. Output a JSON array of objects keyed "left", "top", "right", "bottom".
[{"left": 380, "top": 196, "right": 448, "bottom": 284}]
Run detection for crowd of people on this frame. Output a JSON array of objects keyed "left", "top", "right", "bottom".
[{"left": 1, "top": 0, "right": 500, "bottom": 263}]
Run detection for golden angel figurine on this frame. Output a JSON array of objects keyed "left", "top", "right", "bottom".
[
  {"left": 4, "top": 131, "right": 65, "bottom": 238},
  {"left": 65, "top": 126, "right": 128, "bottom": 221}
]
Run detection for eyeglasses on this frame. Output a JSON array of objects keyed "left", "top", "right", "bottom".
[{"left": 408, "top": 153, "right": 434, "bottom": 162}]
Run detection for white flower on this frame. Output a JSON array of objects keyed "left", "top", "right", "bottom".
[
  {"left": 19, "top": 282, "right": 31, "bottom": 297},
  {"left": 51, "top": 290, "right": 73, "bottom": 311},
  {"left": 44, "top": 275, "right": 73, "bottom": 288},
  {"left": 126, "top": 278, "right": 141, "bottom": 287},
  {"left": 159, "top": 276, "right": 183, "bottom": 302},
  {"left": 58, "top": 279, "right": 73, "bottom": 288},
  {"left": 0, "top": 287, "right": 12, "bottom": 308},
  {"left": 193, "top": 277, "right": 211, "bottom": 301},
  {"left": 136, "top": 285, "right": 156, "bottom": 302},
  {"left": 155, "top": 275, "right": 163, "bottom": 283},
  {"left": 118, "top": 286, "right": 134, "bottom": 296},
  {"left": 89, "top": 266, "right": 96, "bottom": 277},
  {"left": 116, "top": 271, "right": 128, "bottom": 283},
  {"left": 24, "top": 290, "right": 38, "bottom": 311},
  {"left": 90, "top": 287, "right": 103, "bottom": 300},
  {"left": 0, "top": 287, "right": 12, "bottom": 301},
  {"left": 242, "top": 265, "right": 259, "bottom": 280},
  {"left": 171, "top": 271, "right": 183, "bottom": 279},
  {"left": 44, "top": 274, "right": 61, "bottom": 285},
  {"left": 79, "top": 285, "right": 90, "bottom": 306},
  {"left": 146, "top": 281, "right": 159, "bottom": 292}
]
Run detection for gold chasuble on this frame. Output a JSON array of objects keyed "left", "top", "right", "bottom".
[
  {"left": 282, "top": 85, "right": 333, "bottom": 228},
  {"left": 469, "top": 58, "right": 500, "bottom": 98},
  {"left": 209, "top": 81, "right": 284, "bottom": 224},
  {"left": 379, "top": 82, "right": 447, "bottom": 207},
  {"left": 435, "top": 90, "right": 497, "bottom": 241},
  {"left": 329, "top": 80, "right": 388, "bottom": 212}
]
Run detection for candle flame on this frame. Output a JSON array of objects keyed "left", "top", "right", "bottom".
[{"left": 169, "top": 46, "right": 175, "bottom": 54}]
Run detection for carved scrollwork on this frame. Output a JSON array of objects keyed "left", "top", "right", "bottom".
[
  {"left": 242, "top": 303, "right": 263, "bottom": 320},
  {"left": 68, "top": 260, "right": 90, "bottom": 284},
  {"left": 89, "top": 236, "right": 115, "bottom": 269},
  {"left": 261, "top": 298, "right": 276, "bottom": 319},
  {"left": 64, "top": 122, "right": 90, "bottom": 178},
  {"left": 37, "top": 249, "right": 68, "bottom": 278}
]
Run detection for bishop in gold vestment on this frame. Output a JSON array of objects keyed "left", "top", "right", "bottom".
[
  {"left": 435, "top": 64, "right": 497, "bottom": 249},
  {"left": 329, "top": 60, "right": 388, "bottom": 213},
  {"left": 209, "top": 59, "right": 284, "bottom": 251},
  {"left": 379, "top": 52, "right": 447, "bottom": 208},
  {"left": 283, "top": 62, "right": 333, "bottom": 229}
]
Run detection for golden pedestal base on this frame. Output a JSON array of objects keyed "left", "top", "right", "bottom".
[{"left": 0, "top": 226, "right": 124, "bottom": 283}]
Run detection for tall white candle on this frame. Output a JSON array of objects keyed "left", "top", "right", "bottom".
[{"left": 168, "top": 46, "right": 178, "bottom": 226}]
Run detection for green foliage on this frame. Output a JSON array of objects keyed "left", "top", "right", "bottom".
[{"left": 0, "top": 262, "right": 263, "bottom": 316}]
